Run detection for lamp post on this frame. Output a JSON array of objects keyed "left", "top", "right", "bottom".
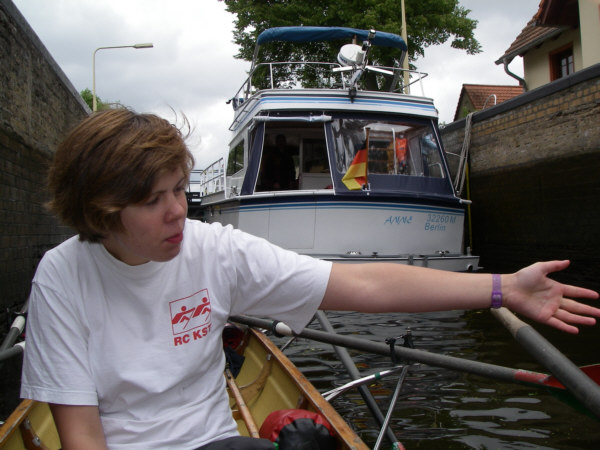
[
  {"left": 92, "top": 43, "right": 154, "bottom": 112},
  {"left": 400, "top": 0, "right": 410, "bottom": 94}
]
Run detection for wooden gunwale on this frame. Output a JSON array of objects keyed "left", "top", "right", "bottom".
[{"left": 244, "top": 328, "right": 368, "bottom": 449}]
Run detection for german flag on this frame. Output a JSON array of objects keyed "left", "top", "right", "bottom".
[{"left": 341, "top": 149, "right": 368, "bottom": 190}]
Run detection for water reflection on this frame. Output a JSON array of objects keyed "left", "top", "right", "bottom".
[{"left": 274, "top": 309, "right": 600, "bottom": 449}]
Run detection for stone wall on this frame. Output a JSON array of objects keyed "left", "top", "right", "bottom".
[
  {"left": 0, "top": 0, "right": 88, "bottom": 319},
  {"left": 441, "top": 64, "right": 600, "bottom": 285}
]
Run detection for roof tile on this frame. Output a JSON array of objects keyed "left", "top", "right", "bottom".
[
  {"left": 453, "top": 84, "right": 523, "bottom": 121},
  {"left": 496, "top": 0, "right": 577, "bottom": 63}
]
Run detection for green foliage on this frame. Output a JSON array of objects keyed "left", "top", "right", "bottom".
[
  {"left": 80, "top": 88, "right": 94, "bottom": 109},
  {"left": 79, "top": 88, "right": 112, "bottom": 110},
  {"left": 222, "top": 0, "right": 481, "bottom": 65}
]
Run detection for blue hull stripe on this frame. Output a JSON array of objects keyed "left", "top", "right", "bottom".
[{"left": 218, "top": 201, "right": 463, "bottom": 216}]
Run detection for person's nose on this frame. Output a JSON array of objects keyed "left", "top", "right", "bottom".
[{"left": 165, "top": 192, "right": 187, "bottom": 222}]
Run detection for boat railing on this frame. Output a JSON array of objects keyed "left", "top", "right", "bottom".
[
  {"left": 228, "top": 61, "right": 430, "bottom": 108},
  {"left": 227, "top": 61, "right": 429, "bottom": 133},
  {"left": 188, "top": 158, "right": 226, "bottom": 200}
]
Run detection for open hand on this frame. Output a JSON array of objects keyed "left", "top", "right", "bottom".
[{"left": 504, "top": 260, "right": 600, "bottom": 333}]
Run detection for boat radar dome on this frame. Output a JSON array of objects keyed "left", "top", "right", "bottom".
[{"left": 337, "top": 44, "right": 365, "bottom": 67}]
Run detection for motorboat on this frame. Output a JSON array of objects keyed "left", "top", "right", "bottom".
[{"left": 187, "top": 26, "right": 478, "bottom": 271}]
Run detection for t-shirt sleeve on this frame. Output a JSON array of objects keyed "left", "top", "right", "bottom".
[
  {"left": 223, "top": 226, "right": 332, "bottom": 333},
  {"left": 21, "top": 275, "right": 98, "bottom": 406}
]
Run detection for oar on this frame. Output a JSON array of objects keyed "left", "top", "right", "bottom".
[
  {"left": 491, "top": 307, "right": 600, "bottom": 418},
  {"left": 0, "top": 303, "right": 27, "bottom": 368},
  {"left": 229, "top": 315, "right": 600, "bottom": 414},
  {"left": 0, "top": 314, "right": 26, "bottom": 352},
  {"left": 0, "top": 342, "right": 25, "bottom": 363},
  {"left": 315, "top": 311, "right": 402, "bottom": 448}
]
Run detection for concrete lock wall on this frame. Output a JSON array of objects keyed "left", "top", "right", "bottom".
[
  {"left": 441, "top": 64, "right": 600, "bottom": 282},
  {"left": 0, "top": 0, "right": 87, "bottom": 320}
]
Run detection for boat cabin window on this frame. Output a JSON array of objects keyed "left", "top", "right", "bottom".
[
  {"left": 256, "top": 122, "right": 331, "bottom": 191},
  {"left": 332, "top": 118, "right": 445, "bottom": 179},
  {"left": 226, "top": 140, "right": 244, "bottom": 176}
]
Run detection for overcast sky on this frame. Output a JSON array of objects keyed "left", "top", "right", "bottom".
[{"left": 12, "top": 0, "right": 540, "bottom": 168}]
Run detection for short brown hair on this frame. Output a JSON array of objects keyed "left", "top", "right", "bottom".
[{"left": 47, "top": 109, "right": 195, "bottom": 242}]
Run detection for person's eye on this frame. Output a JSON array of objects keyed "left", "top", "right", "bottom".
[{"left": 145, "top": 196, "right": 159, "bottom": 206}]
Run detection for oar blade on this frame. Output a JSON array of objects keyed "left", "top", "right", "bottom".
[
  {"left": 580, "top": 364, "right": 600, "bottom": 382},
  {"left": 544, "top": 366, "right": 600, "bottom": 420},
  {"left": 544, "top": 364, "right": 600, "bottom": 389}
]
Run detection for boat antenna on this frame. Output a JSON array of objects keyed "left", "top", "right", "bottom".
[
  {"left": 335, "top": 29, "right": 394, "bottom": 101},
  {"left": 347, "top": 29, "right": 375, "bottom": 101}
]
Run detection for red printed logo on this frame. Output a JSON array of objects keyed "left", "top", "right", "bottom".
[{"left": 170, "top": 290, "right": 212, "bottom": 346}]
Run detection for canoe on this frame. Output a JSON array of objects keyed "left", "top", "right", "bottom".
[
  {"left": 0, "top": 326, "right": 368, "bottom": 449},
  {"left": 228, "top": 326, "right": 367, "bottom": 449},
  {"left": 0, "top": 400, "right": 60, "bottom": 450}
]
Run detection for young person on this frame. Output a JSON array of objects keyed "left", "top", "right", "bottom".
[{"left": 21, "top": 109, "right": 600, "bottom": 450}]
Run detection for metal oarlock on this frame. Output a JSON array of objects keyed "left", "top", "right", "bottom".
[{"left": 323, "top": 366, "right": 405, "bottom": 401}]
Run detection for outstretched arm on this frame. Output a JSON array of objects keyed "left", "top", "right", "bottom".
[{"left": 320, "top": 260, "right": 600, "bottom": 334}]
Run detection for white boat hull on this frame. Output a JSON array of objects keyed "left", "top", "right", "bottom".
[{"left": 193, "top": 193, "right": 477, "bottom": 272}]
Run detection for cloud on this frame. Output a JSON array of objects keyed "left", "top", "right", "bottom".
[
  {"left": 415, "top": 0, "right": 537, "bottom": 123},
  {"left": 13, "top": 0, "right": 539, "bottom": 166}
]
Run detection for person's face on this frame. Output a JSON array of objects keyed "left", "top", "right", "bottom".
[{"left": 102, "top": 168, "right": 188, "bottom": 266}]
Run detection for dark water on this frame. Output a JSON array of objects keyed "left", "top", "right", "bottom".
[{"left": 273, "top": 297, "right": 600, "bottom": 449}]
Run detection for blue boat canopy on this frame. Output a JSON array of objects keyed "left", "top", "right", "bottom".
[{"left": 256, "top": 26, "right": 407, "bottom": 52}]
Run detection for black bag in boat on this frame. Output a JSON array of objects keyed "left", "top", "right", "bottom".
[{"left": 259, "top": 409, "right": 337, "bottom": 449}]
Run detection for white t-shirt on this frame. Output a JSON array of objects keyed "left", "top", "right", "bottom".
[{"left": 21, "top": 219, "right": 332, "bottom": 449}]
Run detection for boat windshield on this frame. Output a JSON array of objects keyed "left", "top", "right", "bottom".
[
  {"left": 244, "top": 114, "right": 454, "bottom": 199},
  {"left": 331, "top": 117, "right": 445, "bottom": 179}
]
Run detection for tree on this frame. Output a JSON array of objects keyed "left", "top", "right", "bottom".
[
  {"left": 80, "top": 88, "right": 112, "bottom": 111},
  {"left": 222, "top": 0, "right": 481, "bottom": 67}
]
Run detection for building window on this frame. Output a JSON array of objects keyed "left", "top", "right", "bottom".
[{"left": 549, "top": 44, "right": 574, "bottom": 81}]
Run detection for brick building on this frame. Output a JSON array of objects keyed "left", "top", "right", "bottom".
[{"left": 441, "top": 63, "right": 600, "bottom": 283}]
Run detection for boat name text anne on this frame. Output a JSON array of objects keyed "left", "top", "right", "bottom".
[
  {"left": 384, "top": 213, "right": 456, "bottom": 231},
  {"left": 384, "top": 215, "right": 413, "bottom": 225}
]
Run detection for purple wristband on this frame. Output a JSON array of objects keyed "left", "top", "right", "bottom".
[{"left": 491, "top": 274, "right": 502, "bottom": 308}]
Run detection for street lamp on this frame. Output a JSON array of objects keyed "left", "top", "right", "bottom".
[
  {"left": 400, "top": 0, "right": 409, "bottom": 94},
  {"left": 92, "top": 43, "right": 154, "bottom": 111}
]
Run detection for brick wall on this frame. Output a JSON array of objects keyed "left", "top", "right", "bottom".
[
  {"left": 441, "top": 64, "right": 600, "bottom": 286},
  {"left": 1, "top": 0, "right": 88, "bottom": 319}
]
